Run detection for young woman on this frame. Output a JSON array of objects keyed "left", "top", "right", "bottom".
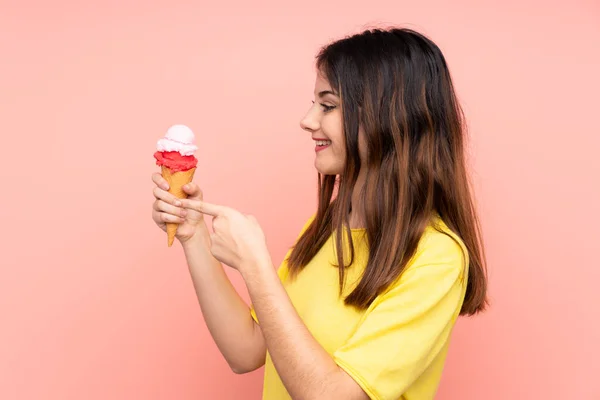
[{"left": 151, "top": 27, "right": 487, "bottom": 400}]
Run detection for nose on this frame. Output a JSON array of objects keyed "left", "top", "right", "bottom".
[{"left": 299, "top": 105, "right": 320, "bottom": 133}]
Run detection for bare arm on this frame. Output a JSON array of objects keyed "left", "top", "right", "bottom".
[
  {"left": 242, "top": 258, "right": 369, "bottom": 400},
  {"left": 182, "top": 225, "right": 267, "bottom": 374},
  {"left": 176, "top": 197, "right": 370, "bottom": 399},
  {"left": 151, "top": 174, "right": 265, "bottom": 373}
]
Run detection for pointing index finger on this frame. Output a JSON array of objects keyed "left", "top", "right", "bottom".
[
  {"left": 181, "top": 199, "right": 225, "bottom": 217},
  {"left": 198, "top": 201, "right": 225, "bottom": 217}
]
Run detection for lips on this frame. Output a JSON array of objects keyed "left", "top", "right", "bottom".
[{"left": 315, "top": 139, "right": 331, "bottom": 152}]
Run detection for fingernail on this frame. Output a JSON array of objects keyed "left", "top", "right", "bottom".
[
  {"left": 163, "top": 185, "right": 170, "bottom": 190},
  {"left": 174, "top": 200, "right": 182, "bottom": 206}
]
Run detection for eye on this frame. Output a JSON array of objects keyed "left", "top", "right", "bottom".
[{"left": 311, "top": 101, "right": 336, "bottom": 113}]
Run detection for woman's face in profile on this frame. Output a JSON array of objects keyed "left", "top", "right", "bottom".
[
  {"left": 300, "top": 73, "right": 367, "bottom": 176},
  {"left": 300, "top": 73, "right": 345, "bottom": 175}
]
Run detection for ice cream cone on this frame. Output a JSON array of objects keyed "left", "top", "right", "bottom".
[
  {"left": 154, "top": 124, "right": 198, "bottom": 247},
  {"left": 161, "top": 165, "right": 196, "bottom": 246}
]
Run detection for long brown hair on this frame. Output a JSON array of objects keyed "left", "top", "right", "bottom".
[{"left": 287, "top": 27, "right": 487, "bottom": 315}]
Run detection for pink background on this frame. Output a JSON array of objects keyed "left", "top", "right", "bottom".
[{"left": 1, "top": 1, "right": 599, "bottom": 399}]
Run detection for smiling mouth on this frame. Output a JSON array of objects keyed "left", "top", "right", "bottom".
[{"left": 315, "top": 140, "right": 332, "bottom": 152}]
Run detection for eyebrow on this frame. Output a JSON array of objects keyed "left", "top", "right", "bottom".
[{"left": 317, "top": 90, "right": 338, "bottom": 98}]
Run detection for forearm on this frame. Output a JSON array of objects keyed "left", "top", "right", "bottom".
[
  {"left": 182, "top": 225, "right": 266, "bottom": 373},
  {"left": 242, "top": 260, "right": 358, "bottom": 399}
]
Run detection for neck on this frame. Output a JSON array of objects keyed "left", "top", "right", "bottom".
[{"left": 349, "top": 168, "right": 367, "bottom": 229}]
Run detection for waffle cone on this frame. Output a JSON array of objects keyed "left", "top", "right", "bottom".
[{"left": 161, "top": 166, "right": 196, "bottom": 247}]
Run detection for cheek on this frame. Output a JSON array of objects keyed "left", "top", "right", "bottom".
[{"left": 322, "top": 121, "right": 344, "bottom": 151}]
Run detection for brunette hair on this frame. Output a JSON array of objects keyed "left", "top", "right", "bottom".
[{"left": 288, "top": 27, "right": 487, "bottom": 315}]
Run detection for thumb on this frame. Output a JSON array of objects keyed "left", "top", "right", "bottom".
[{"left": 183, "top": 182, "right": 203, "bottom": 201}]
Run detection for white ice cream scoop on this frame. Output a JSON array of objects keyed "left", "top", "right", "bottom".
[{"left": 157, "top": 124, "right": 198, "bottom": 156}]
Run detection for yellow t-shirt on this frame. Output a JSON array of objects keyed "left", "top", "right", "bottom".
[{"left": 250, "top": 215, "right": 468, "bottom": 400}]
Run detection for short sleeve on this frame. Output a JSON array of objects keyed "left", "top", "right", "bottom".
[
  {"left": 250, "top": 214, "right": 315, "bottom": 324},
  {"left": 332, "top": 233, "right": 467, "bottom": 400}
]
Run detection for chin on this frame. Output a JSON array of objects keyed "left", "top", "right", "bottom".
[{"left": 314, "top": 160, "right": 343, "bottom": 176}]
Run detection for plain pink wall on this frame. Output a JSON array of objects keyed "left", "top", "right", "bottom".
[{"left": 1, "top": 1, "right": 599, "bottom": 399}]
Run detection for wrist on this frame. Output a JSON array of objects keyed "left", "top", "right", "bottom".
[
  {"left": 181, "top": 224, "right": 211, "bottom": 251},
  {"left": 240, "top": 255, "right": 273, "bottom": 282}
]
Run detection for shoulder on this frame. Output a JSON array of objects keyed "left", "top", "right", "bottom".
[
  {"left": 366, "top": 216, "right": 469, "bottom": 323},
  {"left": 402, "top": 216, "right": 469, "bottom": 283}
]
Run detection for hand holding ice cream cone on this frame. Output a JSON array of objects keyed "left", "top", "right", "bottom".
[
  {"left": 151, "top": 176, "right": 208, "bottom": 245},
  {"left": 152, "top": 124, "right": 199, "bottom": 246}
]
